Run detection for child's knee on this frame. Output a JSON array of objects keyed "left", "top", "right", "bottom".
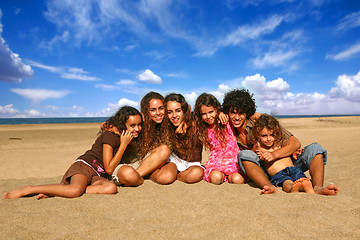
[
  {"left": 157, "top": 145, "right": 171, "bottom": 159},
  {"left": 155, "top": 171, "right": 176, "bottom": 185},
  {"left": 209, "top": 171, "right": 224, "bottom": 184},
  {"left": 118, "top": 166, "right": 141, "bottom": 185},
  {"left": 64, "top": 186, "right": 85, "bottom": 198},
  {"left": 103, "top": 182, "right": 118, "bottom": 194}
]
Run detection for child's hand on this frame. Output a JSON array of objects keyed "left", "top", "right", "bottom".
[
  {"left": 175, "top": 121, "right": 188, "bottom": 135},
  {"left": 257, "top": 150, "right": 277, "bottom": 162},
  {"left": 218, "top": 112, "right": 229, "bottom": 125},
  {"left": 292, "top": 147, "right": 304, "bottom": 160},
  {"left": 121, "top": 130, "right": 133, "bottom": 146},
  {"left": 250, "top": 112, "right": 262, "bottom": 122}
]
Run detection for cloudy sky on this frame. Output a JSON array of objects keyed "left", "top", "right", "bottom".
[{"left": 0, "top": 0, "right": 359, "bottom": 118}]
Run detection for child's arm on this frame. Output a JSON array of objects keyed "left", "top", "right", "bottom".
[
  {"left": 175, "top": 121, "right": 188, "bottom": 135},
  {"left": 103, "top": 130, "right": 133, "bottom": 175},
  {"left": 218, "top": 112, "right": 229, "bottom": 125},
  {"left": 259, "top": 136, "right": 301, "bottom": 163},
  {"left": 291, "top": 147, "right": 304, "bottom": 160},
  {"left": 250, "top": 112, "right": 262, "bottom": 122}
]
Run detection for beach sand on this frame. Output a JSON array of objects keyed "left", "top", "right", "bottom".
[{"left": 0, "top": 117, "right": 359, "bottom": 239}]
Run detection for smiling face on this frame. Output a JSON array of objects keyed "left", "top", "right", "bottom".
[
  {"left": 259, "top": 127, "right": 275, "bottom": 149},
  {"left": 229, "top": 108, "right": 247, "bottom": 129},
  {"left": 125, "top": 115, "right": 142, "bottom": 138},
  {"left": 149, "top": 99, "right": 165, "bottom": 123},
  {"left": 166, "top": 101, "right": 184, "bottom": 127},
  {"left": 200, "top": 105, "right": 217, "bottom": 125}
]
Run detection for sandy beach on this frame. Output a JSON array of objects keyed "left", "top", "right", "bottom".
[{"left": 0, "top": 116, "right": 359, "bottom": 239}]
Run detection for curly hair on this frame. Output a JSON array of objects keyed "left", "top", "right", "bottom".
[
  {"left": 101, "top": 106, "right": 143, "bottom": 150},
  {"left": 250, "top": 114, "right": 286, "bottom": 148},
  {"left": 193, "top": 93, "right": 226, "bottom": 149},
  {"left": 164, "top": 93, "right": 194, "bottom": 160},
  {"left": 140, "top": 91, "right": 171, "bottom": 158},
  {"left": 222, "top": 89, "right": 256, "bottom": 119},
  {"left": 102, "top": 106, "right": 142, "bottom": 133}
]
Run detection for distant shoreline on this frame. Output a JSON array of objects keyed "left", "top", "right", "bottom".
[{"left": 0, "top": 114, "right": 359, "bottom": 125}]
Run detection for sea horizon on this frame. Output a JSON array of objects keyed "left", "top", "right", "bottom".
[{"left": 0, "top": 114, "right": 359, "bottom": 125}]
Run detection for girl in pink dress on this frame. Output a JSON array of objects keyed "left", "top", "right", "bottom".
[{"left": 194, "top": 93, "right": 248, "bottom": 184}]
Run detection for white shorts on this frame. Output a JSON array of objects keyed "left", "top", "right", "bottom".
[
  {"left": 111, "top": 161, "right": 141, "bottom": 185},
  {"left": 168, "top": 152, "right": 204, "bottom": 172}
]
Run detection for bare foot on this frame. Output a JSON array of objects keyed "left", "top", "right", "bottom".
[
  {"left": 261, "top": 185, "right": 281, "bottom": 195},
  {"left": 291, "top": 179, "right": 302, "bottom": 193},
  {"left": 301, "top": 178, "right": 315, "bottom": 194},
  {"left": 314, "top": 184, "right": 338, "bottom": 196},
  {"left": 36, "top": 193, "right": 50, "bottom": 200},
  {"left": 2, "top": 186, "right": 31, "bottom": 199}
]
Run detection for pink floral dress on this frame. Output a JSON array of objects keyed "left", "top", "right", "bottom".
[{"left": 203, "top": 122, "right": 246, "bottom": 182}]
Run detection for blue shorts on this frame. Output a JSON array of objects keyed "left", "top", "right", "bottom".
[
  {"left": 270, "top": 166, "right": 306, "bottom": 187},
  {"left": 237, "top": 142, "right": 327, "bottom": 178}
]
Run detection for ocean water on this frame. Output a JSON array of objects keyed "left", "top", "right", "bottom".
[
  {"left": 0, "top": 115, "right": 358, "bottom": 125},
  {"left": 0, "top": 117, "right": 108, "bottom": 125}
]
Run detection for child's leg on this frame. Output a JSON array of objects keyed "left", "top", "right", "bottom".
[
  {"left": 150, "top": 162, "right": 178, "bottom": 185},
  {"left": 137, "top": 145, "right": 171, "bottom": 177},
  {"left": 300, "top": 178, "right": 316, "bottom": 194},
  {"left": 116, "top": 166, "right": 144, "bottom": 187},
  {"left": 177, "top": 166, "right": 204, "bottom": 184},
  {"left": 282, "top": 179, "right": 297, "bottom": 193},
  {"left": 3, "top": 174, "right": 88, "bottom": 199},
  {"left": 228, "top": 173, "right": 245, "bottom": 184},
  {"left": 85, "top": 176, "right": 117, "bottom": 194},
  {"left": 209, "top": 171, "right": 225, "bottom": 185},
  {"left": 290, "top": 179, "right": 302, "bottom": 193}
]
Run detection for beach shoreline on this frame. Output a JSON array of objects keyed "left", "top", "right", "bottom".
[{"left": 1, "top": 116, "right": 359, "bottom": 239}]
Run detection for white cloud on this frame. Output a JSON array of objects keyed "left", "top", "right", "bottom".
[
  {"left": 328, "top": 71, "right": 360, "bottom": 102},
  {"left": 184, "top": 92, "right": 198, "bottom": 108},
  {"left": 326, "top": 42, "right": 360, "bottom": 61},
  {"left": 24, "top": 109, "right": 44, "bottom": 117},
  {"left": 46, "top": 105, "right": 60, "bottom": 111},
  {"left": 0, "top": 10, "right": 33, "bottom": 83},
  {"left": 250, "top": 30, "right": 305, "bottom": 69},
  {"left": 116, "top": 79, "right": 137, "bottom": 86},
  {"left": 230, "top": 72, "right": 360, "bottom": 115},
  {"left": 137, "top": 69, "right": 162, "bottom": 84},
  {"left": 242, "top": 73, "right": 290, "bottom": 97},
  {"left": 252, "top": 50, "right": 298, "bottom": 68},
  {"left": 95, "top": 84, "right": 118, "bottom": 91},
  {"left": 44, "top": 0, "right": 147, "bottom": 47},
  {"left": 221, "top": 15, "right": 284, "bottom": 47},
  {"left": 0, "top": 104, "right": 20, "bottom": 116},
  {"left": 335, "top": 11, "right": 360, "bottom": 32},
  {"left": 28, "top": 61, "right": 101, "bottom": 81},
  {"left": 96, "top": 98, "right": 140, "bottom": 117},
  {"left": 11, "top": 88, "right": 71, "bottom": 104}
]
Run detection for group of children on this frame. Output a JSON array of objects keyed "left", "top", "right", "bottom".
[{"left": 3, "top": 89, "right": 325, "bottom": 199}]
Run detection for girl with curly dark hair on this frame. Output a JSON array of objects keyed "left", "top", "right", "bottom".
[
  {"left": 193, "top": 93, "right": 247, "bottom": 185},
  {"left": 3, "top": 105, "right": 144, "bottom": 199},
  {"left": 152, "top": 93, "right": 204, "bottom": 184},
  {"left": 135, "top": 91, "right": 172, "bottom": 184}
]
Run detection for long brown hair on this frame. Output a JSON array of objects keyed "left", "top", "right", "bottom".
[
  {"left": 164, "top": 93, "right": 194, "bottom": 160},
  {"left": 100, "top": 106, "right": 143, "bottom": 152},
  {"left": 140, "top": 91, "right": 171, "bottom": 158},
  {"left": 193, "top": 93, "right": 226, "bottom": 149},
  {"left": 250, "top": 114, "right": 287, "bottom": 148}
]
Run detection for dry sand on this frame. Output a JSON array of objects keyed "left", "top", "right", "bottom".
[{"left": 0, "top": 116, "right": 359, "bottom": 239}]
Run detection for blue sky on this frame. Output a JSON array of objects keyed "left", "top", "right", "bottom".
[{"left": 0, "top": 0, "right": 360, "bottom": 118}]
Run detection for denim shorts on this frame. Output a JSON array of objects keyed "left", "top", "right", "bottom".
[
  {"left": 270, "top": 166, "right": 306, "bottom": 187},
  {"left": 237, "top": 142, "right": 327, "bottom": 177}
]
